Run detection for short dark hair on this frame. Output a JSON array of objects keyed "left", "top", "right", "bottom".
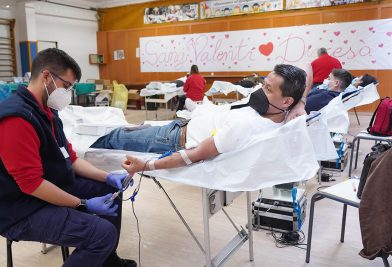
[
  {"left": 317, "top": 47, "right": 327, "bottom": 56},
  {"left": 360, "top": 74, "right": 378, "bottom": 87},
  {"left": 331, "top": 68, "right": 352, "bottom": 91},
  {"left": 30, "top": 48, "right": 81, "bottom": 81},
  {"left": 190, "top": 64, "right": 199, "bottom": 74},
  {"left": 273, "top": 64, "right": 306, "bottom": 110}
]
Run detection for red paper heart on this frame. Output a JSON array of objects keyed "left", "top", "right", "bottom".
[
  {"left": 333, "top": 31, "right": 341, "bottom": 36},
  {"left": 387, "top": 32, "right": 392, "bottom": 37},
  {"left": 258, "top": 42, "right": 273, "bottom": 56}
]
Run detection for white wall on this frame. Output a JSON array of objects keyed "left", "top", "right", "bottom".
[
  {"left": 0, "top": 5, "right": 22, "bottom": 77},
  {"left": 34, "top": 2, "right": 99, "bottom": 81},
  {"left": 0, "top": 1, "right": 100, "bottom": 80}
]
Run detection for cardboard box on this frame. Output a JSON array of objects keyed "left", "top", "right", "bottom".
[
  {"left": 128, "top": 89, "right": 141, "bottom": 100},
  {"left": 103, "top": 84, "right": 114, "bottom": 91},
  {"left": 86, "top": 79, "right": 111, "bottom": 85}
]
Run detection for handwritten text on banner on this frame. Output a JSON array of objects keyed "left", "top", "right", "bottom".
[{"left": 139, "top": 19, "right": 392, "bottom": 72}]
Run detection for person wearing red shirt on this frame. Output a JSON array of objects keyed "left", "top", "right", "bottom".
[
  {"left": 311, "top": 48, "right": 342, "bottom": 90},
  {"left": 177, "top": 64, "right": 206, "bottom": 111},
  {"left": 0, "top": 48, "right": 136, "bottom": 267}
]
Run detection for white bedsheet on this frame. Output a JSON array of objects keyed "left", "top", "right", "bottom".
[
  {"left": 59, "top": 102, "right": 344, "bottom": 191},
  {"left": 83, "top": 115, "right": 320, "bottom": 192},
  {"left": 59, "top": 105, "right": 134, "bottom": 157},
  {"left": 205, "top": 81, "right": 260, "bottom": 97},
  {"left": 140, "top": 82, "right": 184, "bottom": 97}
]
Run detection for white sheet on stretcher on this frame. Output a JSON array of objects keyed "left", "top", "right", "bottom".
[
  {"left": 140, "top": 82, "right": 184, "bottom": 97},
  {"left": 83, "top": 115, "right": 319, "bottom": 192},
  {"left": 60, "top": 102, "right": 338, "bottom": 191},
  {"left": 59, "top": 105, "right": 134, "bottom": 157},
  {"left": 320, "top": 83, "right": 379, "bottom": 133},
  {"left": 205, "top": 81, "right": 261, "bottom": 97}
]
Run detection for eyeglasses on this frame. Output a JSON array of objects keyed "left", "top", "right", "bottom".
[{"left": 50, "top": 72, "right": 77, "bottom": 91}]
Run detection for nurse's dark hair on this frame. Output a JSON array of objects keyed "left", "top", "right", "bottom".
[
  {"left": 30, "top": 48, "right": 81, "bottom": 81},
  {"left": 273, "top": 64, "right": 306, "bottom": 110},
  {"left": 190, "top": 64, "right": 199, "bottom": 74}
]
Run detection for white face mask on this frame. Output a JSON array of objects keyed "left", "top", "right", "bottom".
[
  {"left": 44, "top": 74, "right": 72, "bottom": 111},
  {"left": 318, "top": 79, "right": 330, "bottom": 90}
]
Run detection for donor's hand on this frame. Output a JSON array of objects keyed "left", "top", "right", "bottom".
[
  {"left": 286, "top": 101, "right": 306, "bottom": 122},
  {"left": 122, "top": 155, "right": 147, "bottom": 175}
]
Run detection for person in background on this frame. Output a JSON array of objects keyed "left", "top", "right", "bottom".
[
  {"left": 311, "top": 47, "right": 342, "bottom": 92},
  {"left": 305, "top": 68, "right": 353, "bottom": 113},
  {"left": 352, "top": 74, "right": 378, "bottom": 88},
  {"left": 177, "top": 64, "right": 206, "bottom": 111},
  {"left": 0, "top": 48, "right": 136, "bottom": 267}
]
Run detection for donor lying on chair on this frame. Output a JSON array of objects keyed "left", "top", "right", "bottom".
[{"left": 91, "top": 64, "right": 306, "bottom": 173}]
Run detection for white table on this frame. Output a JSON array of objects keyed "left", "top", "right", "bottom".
[
  {"left": 306, "top": 179, "right": 360, "bottom": 263},
  {"left": 144, "top": 91, "right": 177, "bottom": 120}
]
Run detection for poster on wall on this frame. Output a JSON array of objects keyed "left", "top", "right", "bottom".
[
  {"left": 286, "top": 0, "right": 370, "bottom": 10},
  {"left": 139, "top": 18, "right": 392, "bottom": 72},
  {"left": 200, "top": 0, "right": 283, "bottom": 19},
  {"left": 114, "top": 50, "right": 125, "bottom": 60},
  {"left": 144, "top": 3, "right": 198, "bottom": 24}
]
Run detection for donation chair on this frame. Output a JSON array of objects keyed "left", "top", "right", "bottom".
[{"left": 6, "top": 238, "right": 69, "bottom": 267}]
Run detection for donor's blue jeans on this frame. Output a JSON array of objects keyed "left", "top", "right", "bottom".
[{"left": 91, "top": 120, "right": 185, "bottom": 153}]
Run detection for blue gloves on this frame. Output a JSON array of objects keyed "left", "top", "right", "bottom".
[
  {"left": 86, "top": 193, "right": 118, "bottom": 216},
  {"left": 106, "top": 172, "right": 128, "bottom": 190}
]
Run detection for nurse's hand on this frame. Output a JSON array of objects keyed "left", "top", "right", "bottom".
[
  {"left": 106, "top": 172, "right": 127, "bottom": 190},
  {"left": 122, "top": 155, "right": 146, "bottom": 175},
  {"left": 86, "top": 194, "right": 118, "bottom": 216}
]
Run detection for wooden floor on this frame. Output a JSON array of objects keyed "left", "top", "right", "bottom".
[{"left": 0, "top": 110, "right": 387, "bottom": 267}]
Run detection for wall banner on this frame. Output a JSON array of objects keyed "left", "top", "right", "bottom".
[
  {"left": 200, "top": 0, "right": 283, "bottom": 19},
  {"left": 139, "top": 18, "right": 392, "bottom": 72},
  {"left": 286, "top": 0, "right": 370, "bottom": 10},
  {"left": 144, "top": 3, "right": 198, "bottom": 24}
]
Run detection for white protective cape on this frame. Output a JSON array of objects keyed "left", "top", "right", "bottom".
[{"left": 320, "top": 83, "right": 379, "bottom": 133}]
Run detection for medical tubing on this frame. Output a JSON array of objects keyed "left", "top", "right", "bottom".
[
  {"left": 159, "top": 150, "right": 174, "bottom": 159},
  {"left": 336, "top": 142, "right": 344, "bottom": 168}
]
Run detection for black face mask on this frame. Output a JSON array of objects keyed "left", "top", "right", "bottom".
[{"left": 231, "top": 88, "right": 286, "bottom": 115}]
